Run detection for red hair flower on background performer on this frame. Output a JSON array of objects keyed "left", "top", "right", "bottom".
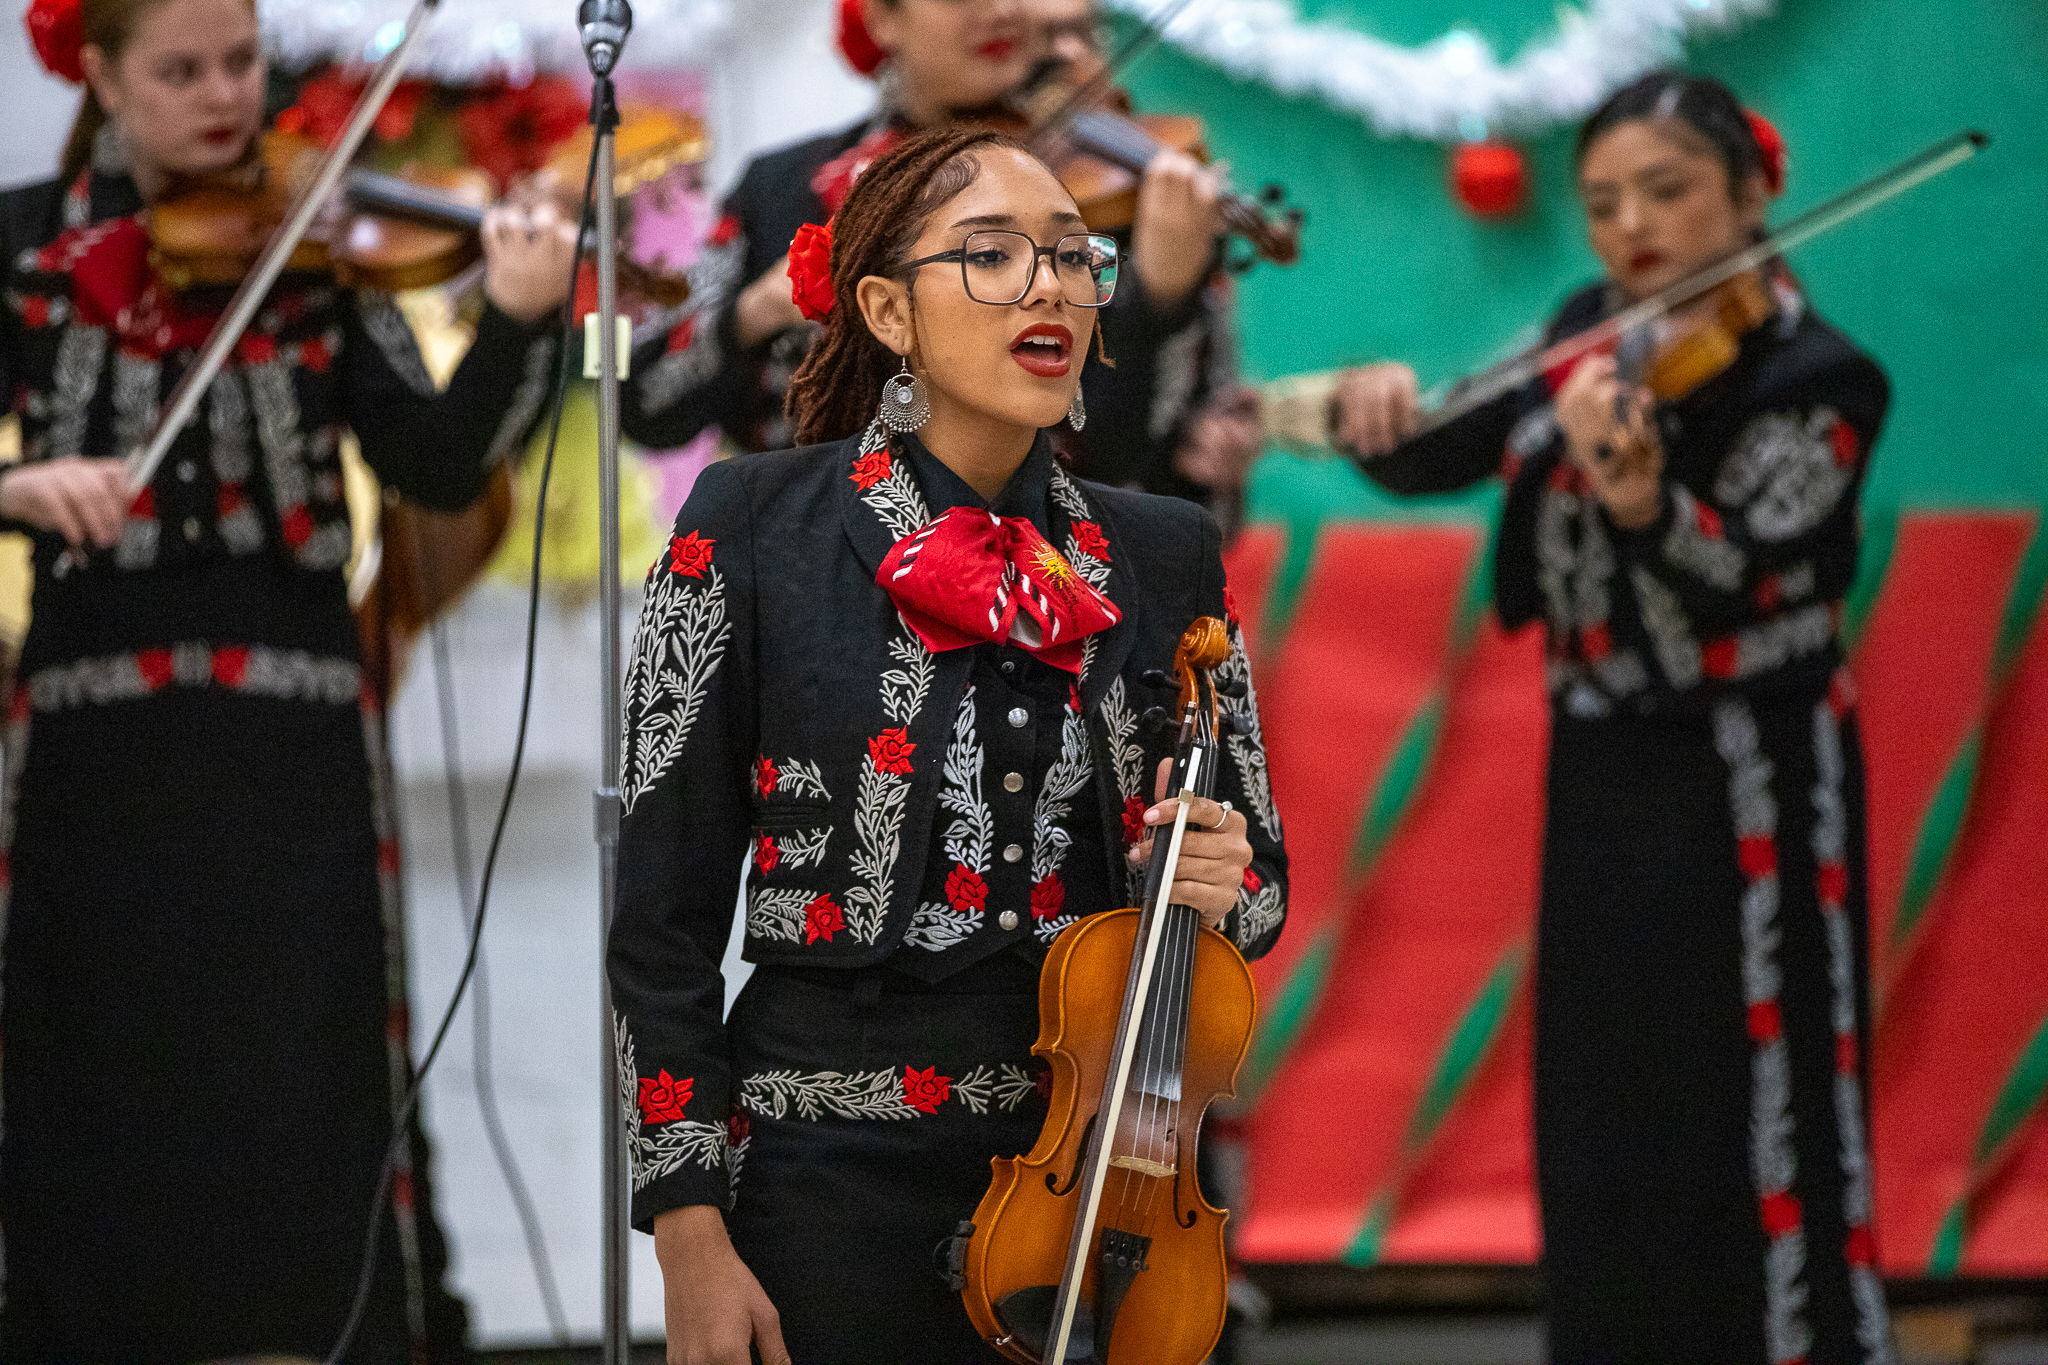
[
  {"left": 0, "top": 0, "right": 579, "bottom": 1355},
  {"left": 1331, "top": 71, "right": 1895, "bottom": 1364},
  {"left": 607, "top": 126, "right": 1286, "bottom": 1362}
]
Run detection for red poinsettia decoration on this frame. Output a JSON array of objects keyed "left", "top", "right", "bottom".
[
  {"left": 1030, "top": 874, "right": 1066, "bottom": 921},
  {"left": 669, "top": 530, "right": 715, "bottom": 578},
  {"left": 24, "top": 0, "right": 84, "bottom": 84},
  {"left": 1745, "top": 109, "right": 1787, "bottom": 197},
  {"left": 849, "top": 446, "right": 892, "bottom": 490},
  {"left": 787, "top": 221, "right": 836, "bottom": 322},
  {"left": 456, "top": 76, "right": 588, "bottom": 191},
  {"left": 275, "top": 69, "right": 429, "bottom": 147},
  {"left": 945, "top": 863, "right": 988, "bottom": 915},
  {"left": 837, "top": 0, "right": 887, "bottom": 76},
  {"left": 755, "top": 755, "right": 780, "bottom": 798},
  {"left": 754, "top": 835, "right": 780, "bottom": 875},
  {"left": 804, "top": 893, "right": 845, "bottom": 945},
  {"left": 902, "top": 1064, "right": 952, "bottom": 1114},
  {"left": 1071, "top": 520, "right": 1111, "bottom": 561},
  {"left": 867, "top": 727, "right": 916, "bottom": 775},
  {"left": 1121, "top": 796, "right": 1148, "bottom": 846},
  {"left": 637, "top": 1068, "right": 691, "bottom": 1124}
]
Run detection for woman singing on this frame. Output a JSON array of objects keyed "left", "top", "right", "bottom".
[
  {"left": 608, "top": 126, "right": 1286, "bottom": 1362},
  {"left": 1335, "top": 73, "right": 1893, "bottom": 1365},
  {"left": 0, "top": 0, "right": 573, "bottom": 1356}
]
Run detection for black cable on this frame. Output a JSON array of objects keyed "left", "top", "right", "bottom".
[
  {"left": 426, "top": 614, "right": 571, "bottom": 1342},
  {"left": 325, "top": 130, "right": 603, "bottom": 1364}
]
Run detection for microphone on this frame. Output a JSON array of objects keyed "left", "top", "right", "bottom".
[{"left": 578, "top": 0, "right": 632, "bottom": 76}]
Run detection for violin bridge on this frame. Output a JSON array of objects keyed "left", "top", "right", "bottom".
[{"left": 1106, "top": 1155, "right": 1176, "bottom": 1180}]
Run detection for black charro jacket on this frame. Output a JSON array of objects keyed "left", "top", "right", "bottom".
[{"left": 607, "top": 429, "right": 1287, "bottom": 1226}]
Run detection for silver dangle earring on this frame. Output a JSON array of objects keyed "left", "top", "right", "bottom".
[
  {"left": 879, "top": 355, "right": 929, "bottom": 433},
  {"left": 1067, "top": 385, "right": 1087, "bottom": 431}
]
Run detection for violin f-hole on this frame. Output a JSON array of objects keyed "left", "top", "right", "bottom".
[{"left": 1047, "top": 1112, "right": 1099, "bottom": 1197}]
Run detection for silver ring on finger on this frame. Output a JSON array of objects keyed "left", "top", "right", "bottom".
[{"left": 1208, "top": 799, "right": 1233, "bottom": 831}]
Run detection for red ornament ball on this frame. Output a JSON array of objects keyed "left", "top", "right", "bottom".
[{"left": 1452, "top": 141, "right": 1527, "bottom": 218}]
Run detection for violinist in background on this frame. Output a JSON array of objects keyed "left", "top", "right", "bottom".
[
  {"left": 1334, "top": 73, "right": 1894, "bottom": 1364},
  {"left": 623, "top": 0, "right": 1253, "bottom": 525},
  {"left": 610, "top": 127, "right": 1285, "bottom": 1362},
  {"left": 0, "top": 0, "right": 572, "bottom": 1356}
]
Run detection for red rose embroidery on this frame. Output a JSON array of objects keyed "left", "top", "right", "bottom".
[
  {"left": 1223, "top": 584, "right": 1240, "bottom": 627},
  {"left": 1243, "top": 866, "right": 1263, "bottom": 894},
  {"left": 136, "top": 648, "right": 174, "bottom": 691},
  {"left": 282, "top": 506, "right": 313, "bottom": 548},
  {"left": 1030, "top": 874, "right": 1066, "bottom": 921},
  {"left": 787, "top": 220, "right": 836, "bottom": 323},
  {"left": 1694, "top": 499, "right": 1724, "bottom": 539},
  {"left": 727, "top": 1111, "right": 751, "bottom": 1147},
  {"left": 20, "top": 296, "right": 50, "bottom": 329},
  {"left": 804, "top": 894, "right": 845, "bottom": 945},
  {"left": 945, "top": 863, "right": 988, "bottom": 915},
  {"left": 130, "top": 487, "right": 155, "bottom": 519},
  {"left": 1121, "top": 796, "right": 1148, "bottom": 846},
  {"left": 211, "top": 646, "right": 250, "bottom": 689},
  {"left": 298, "top": 335, "right": 332, "bottom": 373},
  {"left": 902, "top": 1065, "right": 952, "bottom": 1114},
  {"left": 1072, "top": 520, "right": 1111, "bottom": 561},
  {"left": 665, "top": 316, "right": 697, "bottom": 353},
  {"left": 238, "top": 333, "right": 277, "bottom": 366},
  {"left": 754, "top": 835, "right": 780, "bottom": 875},
  {"left": 708, "top": 213, "right": 743, "bottom": 249},
  {"left": 850, "top": 447, "right": 892, "bottom": 490},
  {"left": 755, "top": 755, "right": 780, "bottom": 798},
  {"left": 669, "top": 530, "right": 715, "bottom": 578},
  {"left": 1829, "top": 418, "right": 1859, "bottom": 468},
  {"left": 217, "top": 482, "right": 244, "bottom": 515},
  {"left": 867, "top": 727, "right": 916, "bottom": 775},
  {"left": 636, "top": 1069, "right": 691, "bottom": 1124},
  {"left": 1068, "top": 684, "right": 1082, "bottom": 714}
]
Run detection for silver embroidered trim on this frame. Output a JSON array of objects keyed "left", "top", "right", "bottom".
[
  {"left": 1665, "top": 484, "right": 1746, "bottom": 591},
  {"left": 746, "top": 886, "right": 814, "bottom": 944},
  {"left": 46, "top": 323, "right": 108, "bottom": 459},
  {"left": 1031, "top": 703, "right": 1093, "bottom": 944},
  {"left": 1147, "top": 320, "right": 1205, "bottom": 442},
  {"left": 485, "top": 334, "right": 556, "bottom": 465},
  {"left": 739, "top": 1062, "right": 1037, "bottom": 1122},
  {"left": 1234, "top": 880, "right": 1285, "bottom": 952},
  {"left": 1631, "top": 567, "right": 1702, "bottom": 690},
  {"left": 27, "top": 644, "right": 361, "bottom": 711},
  {"left": 1715, "top": 408, "right": 1856, "bottom": 544},
  {"left": 622, "top": 563, "right": 732, "bottom": 814},
  {"left": 635, "top": 230, "right": 746, "bottom": 416},
  {"left": 909, "top": 686, "right": 992, "bottom": 952},
  {"left": 1216, "top": 624, "right": 1280, "bottom": 841},
  {"left": 357, "top": 289, "right": 437, "bottom": 396},
  {"left": 615, "top": 1015, "right": 728, "bottom": 1193}
]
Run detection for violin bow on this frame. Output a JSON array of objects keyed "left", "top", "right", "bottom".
[
  {"left": 1023, "top": 0, "right": 1200, "bottom": 158},
  {"left": 119, "top": 0, "right": 443, "bottom": 500},
  {"left": 1414, "top": 129, "right": 1989, "bottom": 435}
]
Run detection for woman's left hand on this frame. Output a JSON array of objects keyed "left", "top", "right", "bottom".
[
  {"left": 1556, "top": 354, "right": 1665, "bottom": 530},
  {"left": 480, "top": 188, "right": 579, "bottom": 325},
  {"left": 1125, "top": 756, "right": 1254, "bottom": 929}
]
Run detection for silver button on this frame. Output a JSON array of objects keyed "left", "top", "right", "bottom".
[
  {"left": 1003, "top": 772, "right": 1024, "bottom": 793},
  {"left": 1003, "top": 843, "right": 1023, "bottom": 863},
  {"left": 177, "top": 461, "right": 196, "bottom": 482},
  {"left": 998, "top": 909, "right": 1019, "bottom": 931},
  {"left": 182, "top": 517, "right": 200, "bottom": 541},
  {"left": 1008, "top": 707, "right": 1029, "bottom": 728}
]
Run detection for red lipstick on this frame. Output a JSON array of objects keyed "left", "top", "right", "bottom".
[
  {"left": 1630, "top": 250, "right": 1666, "bottom": 274},
  {"left": 977, "top": 38, "right": 1017, "bottom": 62},
  {"left": 1009, "top": 322, "right": 1073, "bottom": 379}
]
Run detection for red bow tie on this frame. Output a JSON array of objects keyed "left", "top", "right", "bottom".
[{"left": 877, "top": 506, "right": 1120, "bottom": 674}]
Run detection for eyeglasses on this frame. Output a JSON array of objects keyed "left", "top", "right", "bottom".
[{"left": 900, "top": 230, "right": 1119, "bottom": 308}]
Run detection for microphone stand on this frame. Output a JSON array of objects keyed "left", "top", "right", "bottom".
[{"left": 579, "top": 1, "right": 632, "bottom": 1359}]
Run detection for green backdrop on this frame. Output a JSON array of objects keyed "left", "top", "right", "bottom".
[{"left": 1115, "top": 0, "right": 2048, "bottom": 552}]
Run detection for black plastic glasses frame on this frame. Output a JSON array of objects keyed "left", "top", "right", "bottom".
[{"left": 899, "top": 230, "right": 1119, "bottom": 308}]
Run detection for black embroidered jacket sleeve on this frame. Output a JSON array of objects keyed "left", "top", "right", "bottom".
[
  {"left": 609, "top": 459, "right": 757, "bottom": 1223},
  {"left": 1607, "top": 326, "right": 1889, "bottom": 641},
  {"left": 340, "top": 294, "right": 559, "bottom": 512}
]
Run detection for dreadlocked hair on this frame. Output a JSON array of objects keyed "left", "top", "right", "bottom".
[{"left": 785, "top": 125, "right": 1030, "bottom": 448}]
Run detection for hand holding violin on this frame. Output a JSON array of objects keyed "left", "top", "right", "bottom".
[
  {"left": 479, "top": 188, "right": 579, "bottom": 325},
  {"left": 1331, "top": 362, "right": 1421, "bottom": 458},
  {"left": 1125, "top": 755, "right": 1253, "bottom": 929},
  {"left": 1556, "top": 354, "right": 1664, "bottom": 530},
  {"left": 1130, "top": 148, "right": 1225, "bottom": 310},
  {"left": 652, "top": 1205, "right": 792, "bottom": 1365}
]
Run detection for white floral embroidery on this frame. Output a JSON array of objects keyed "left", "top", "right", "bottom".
[
  {"left": 846, "top": 631, "right": 934, "bottom": 945},
  {"left": 615, "top": 1015, "right": 728, "bottom": 1193},
  {"left": 356, "top": 288, "right": 436, "bottom": 396},
  {"left": 27, "top": 644, "right": 360, "bottom": 712},
  {"left": 906, "top": 686, "right": 992, "bottom": 952},
  {"left": 110, "top": 349, "right": 160, "bottom": 460},
  {"left": 46, "top": 323, "right": 108, "bottom": 460},
  {"left": 636, "top": 230, "right": 745, "bottom": 416},
  {"left": 1099, "top": 676, "right": 1147, "bottom": 812},
  {"left": 769, "top": 757, "right": 831, "bottom": 803},
  {"left": 1215, "top": 625, "right": 1280, "bottom": 842},
  {"left": 1664, "top": 484, "right": 1746, "bottom": 591},
  {"left": 1723, "top": 603, "right": 1836, "bottom": 680},
  {"left": 857, "top": 428, "right": 931, "bottom": 541},
  {"left": 622, "top": 563, "right": 731, "bottom": 813},
  {"left": 739, "top": 1063, "right": 1038, "bottom": 1121},
  {"left": 485, "top": 335, "right": 557, "bottom": 464},
  {"left": 1147, "top": 320, "right": 1205, "bottom": 441},
  {"left": 774, "top": 825, "right": 830, "bottom": 872},
  {"left": 1031, "top": 702, "right": 1094, "bottom": 944},
  {"left": 1631, "top": 567, "right": 1702, "bottom": 690},
  {"left": 746, "top": 886, "right": 814, "bottom": 944},
  {"left": 1715, "top": 408, "right": 1856, "bottom": 543},
  {"left": 951, "top": 1063, "right": 1042, "bottom": 1115},
  {"left": 1234, "top": 880, "right": 1285, "bottom": 952}
]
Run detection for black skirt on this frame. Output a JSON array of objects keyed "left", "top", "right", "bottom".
[
  {"left": 0, "top": 560, "right": 465, "bottom": 1364},
  {"left": 1534, "top": 678, "right": 1893, "bottom": 1365},
  {"left": 725, "top": 964, "right": 1051, "bottom": 1362}
]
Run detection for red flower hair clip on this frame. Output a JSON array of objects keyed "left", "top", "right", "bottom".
[
  {"left": 26, "top": 0, "right": 86, "bottom": 84},
  {"left": 1744, "top": 109, "right": 1787, "bottom": 198},
  {"left": 837, "top": 0, "right": 886, "bottom": 77},
  {"left": 787, "top": 220, "right": 836, "bottom": 322}
]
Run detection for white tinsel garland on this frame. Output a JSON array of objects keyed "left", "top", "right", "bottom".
[
  {"left": 1101, "top": 0, "right": 1775, "bottom": 141},
  {"left": 262, "top": 0, "right": 731, "bottom": 81}
]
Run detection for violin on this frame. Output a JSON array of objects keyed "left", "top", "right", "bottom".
[
  {"left": 1259, "top": 129, "right": 1987, "bottom": 454},
  {"left": 961, "top": 617, "right": 1257, "bottom": 1365}
]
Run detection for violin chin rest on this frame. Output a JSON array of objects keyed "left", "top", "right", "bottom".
[{"left": 994, "top": 1285, "right": 1096, "bottom": 1362}]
